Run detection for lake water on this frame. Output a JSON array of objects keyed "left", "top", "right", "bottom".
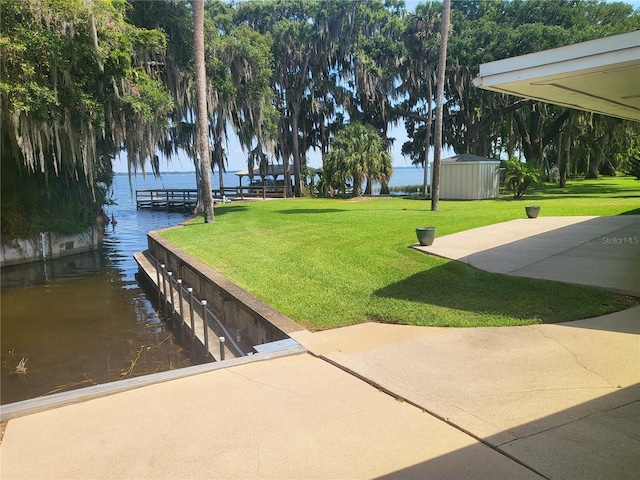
[{"left": 0, "top": 166, "right": 425, "bottom": 405}]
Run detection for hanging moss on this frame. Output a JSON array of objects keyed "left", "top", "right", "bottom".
[{"left": 1, "top": 0, "right": 173, "bottom": 238}]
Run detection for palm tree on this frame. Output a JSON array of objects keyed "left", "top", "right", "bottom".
[
  {"left": 431, "top": 0, "right": 451, "bottom": 212},
  {"left": 193, "top": 0, "right": 214, "bottom": 222},
  {"left": 324, "top": 123, "right": 392, "bottom": 197},
  {"left": 503, "top": 158, "right": 542, "bottom": 199}
]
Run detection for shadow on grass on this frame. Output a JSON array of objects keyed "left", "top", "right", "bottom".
[
  {"left": 522, "top": 193, "right": 640, "bottom": 201},
  {"left": 519, "top": 179, "right": 640, "bottom": 200},
  {"left": 620, "top": 208, "right": 640, "bottom": 215},
  {"left": 373, "top": 261, "right": 630, "bottom": 324},
  {"left": 215, "top": 205, "right": 248, "bottom": 215},
  {"left": 276, "top": 208, "right": 346, "bottom": 214},
  {"left": 180, "top": 205, "right": 248, "bottom": 223}
]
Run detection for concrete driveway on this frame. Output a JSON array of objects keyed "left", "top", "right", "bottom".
[{"left": 413, "top": 215, "right": 640, "bottom": 296}]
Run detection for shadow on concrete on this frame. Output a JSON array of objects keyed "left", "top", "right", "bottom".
[
  {"left": 372, "top": 442, "right": 543, "bottom": 479},
  {"left": 551, "top": 308, "right": 640, "bottom": 334},
  {"left": 461, "top": 216, "right": 639, "bottom": 297},
  {"left": 374, "top": 384, "right": 640, "bottom": 480}
]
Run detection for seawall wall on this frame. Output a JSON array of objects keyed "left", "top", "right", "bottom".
[
  {"left": 1, "top": 226, "right": 99, "bottom": 268},
  {"left": 145, "top": 230, "right": 304, "bottom": 349}
]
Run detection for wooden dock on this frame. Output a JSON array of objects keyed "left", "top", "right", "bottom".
[
  {"left": 136, "top": 186, "right": 288, "bottom": 212},
  {"left": 135, "top": 189, "right": 199, "bottom": 212}
]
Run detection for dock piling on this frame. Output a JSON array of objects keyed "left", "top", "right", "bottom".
[
  {"left": 177, "top": 279, "right": 184, "bottom": 325},
  {"left": 160, "top": 264, "right": 167, "bottom": 314},
  {"left": 167, "top": 272, "right": 175, "bottom": 327},
  {"left": 187, "top": 288, "right": 195, "bottom": 340},
  {"left": 155, "top": 259, "right": 162, "bottom": 307},
  {"left": 219, "top": 337, "right": 226, "bottom": 361},
  {"left": 201, "top": 300, "right": 209, "bottom": 355}
]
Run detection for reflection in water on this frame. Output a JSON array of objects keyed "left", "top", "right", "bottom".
[{"left": 1, "top": 174, "right": 199, "bottom": 405}]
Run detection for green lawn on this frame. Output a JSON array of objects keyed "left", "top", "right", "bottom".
[{"left": 161, "top": 176, "right": 640, "bottom": 331}]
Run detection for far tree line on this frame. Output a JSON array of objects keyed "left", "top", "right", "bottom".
[{"left": 2, "top": 0, "right": 639, "bottom": 237}]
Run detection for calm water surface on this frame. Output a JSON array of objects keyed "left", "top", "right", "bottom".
[
  {"left": 0, "top": 173, "right": 201, "bottom": 405},
  {"left": 1, "top": 168, "right": 425, "bottom": 404}
]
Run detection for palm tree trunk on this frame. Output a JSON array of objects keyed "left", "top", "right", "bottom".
[
  {"left": 193, "top": 0, "right": 214, "bottom": 222},
  {"left": 431, "top": 0, "right": 450, "bottom": 212},
  {"left": 423, "top": 69, "right": 433, "bottom": 197},
  {"left": 291, "top": 108, "right": 302, "bottom": 197},
  {"left": 214, "top": 115, "right": 225, "bottom": 194}
]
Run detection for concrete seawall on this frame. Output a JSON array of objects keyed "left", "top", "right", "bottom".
[
  {"left": 142, "top": 230, "right": 305, "bottom": 352},
  {"left": 0, "top": 226, "right": 99, "bottom": 267}
]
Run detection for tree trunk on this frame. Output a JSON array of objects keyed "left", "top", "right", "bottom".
[
  {"left": 600, "top": 158, "right": 616, "bottom": 176},
  {"left": 507, "top": 112, "right": 515, "bottom": 159},
  {"left": 562, "top": 122, "right": 571, "bottom": 187},
  {"left": 194, "top": 158, "right": 203, "bottom": 214},
  {"left": 213, "top": 116, "right": 225, "bottom": 195},
  {"left": 586, "top": 155, "right": 601, "bottom": 179},
  {"left": 290, "top": 109, "right": 302, "bottom": 197},
  {"left": 587, "top": 136, "right": 607, "bottom": 179},
  {"left": 364, "top": 176, "right": 372, "bottom": 195},
  {"left": 557, "top": 131, "right": 566, "bottom": 188},
  {"left": 193, "top": 0, "right": 214, "bottom": 222},
  {"left": 431, "top": 0, "right": 450, "bottom": 212},
  {"left": 559, "top": 114, "right": 574, "bottom": 189},
  {"left": 513, "top": 106, "right": 570, "bottom": 167},
  {"left": 422, "top": 69, "right": 433, "bottom": 196},
  {"left": 353, "top": 173, "right": 363, "bottom": 197},
  {"left": 380, "top": 179, "right": 390, "bottom": 195},
  {"left": 218, "top": 159, "right": 224, "bottom": 194}
]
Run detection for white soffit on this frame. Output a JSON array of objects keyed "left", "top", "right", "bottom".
[{"left": 473, "top": 31, "right": 640, "bottom": 122}]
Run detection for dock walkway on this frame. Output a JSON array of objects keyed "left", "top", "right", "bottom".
[
  {"left": 134, "top": 251, "right": 245, "bottom": 361},
  {"left": 135, "top": 189, "right": 199, "bottom": 212},
  {"left": 135, "top": 186, "right": 288, "bottom": 211}
]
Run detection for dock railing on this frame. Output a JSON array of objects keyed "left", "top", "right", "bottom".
[
  {"left": 235, "top": 185, "right": 287, "bottom": 199},
  {"left": 136, "top": 189, "right": 198, "bottom": 212},
  {"left": 136, "top": 186, "right": 286, "bottom": 210},
  {"left": 155, "top": 257, "right": 245, "bottom": 361}
]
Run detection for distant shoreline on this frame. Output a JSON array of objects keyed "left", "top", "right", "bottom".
[{"left": 113, "top": 165, "right": 424, "bottom": 176}]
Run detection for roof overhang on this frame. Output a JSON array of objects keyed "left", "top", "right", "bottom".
[{"left": 473, "top": 31, "right": 640, "bottom": 122}]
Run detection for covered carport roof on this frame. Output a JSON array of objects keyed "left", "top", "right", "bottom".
[{"left": 473, "top": 30, "right": 640, "bottom": 122}]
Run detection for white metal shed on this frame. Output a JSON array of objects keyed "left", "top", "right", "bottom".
[{"left": 439, "top": 154, "right": 501, "bottom": 200}]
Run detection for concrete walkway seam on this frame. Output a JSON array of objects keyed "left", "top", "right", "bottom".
[{"left": 315, "top": 352, "right": 552, "bottom": 480}]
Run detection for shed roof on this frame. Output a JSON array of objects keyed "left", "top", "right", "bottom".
[{"left": 442, "top": 154, "right": 500, "bottom": 163}]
